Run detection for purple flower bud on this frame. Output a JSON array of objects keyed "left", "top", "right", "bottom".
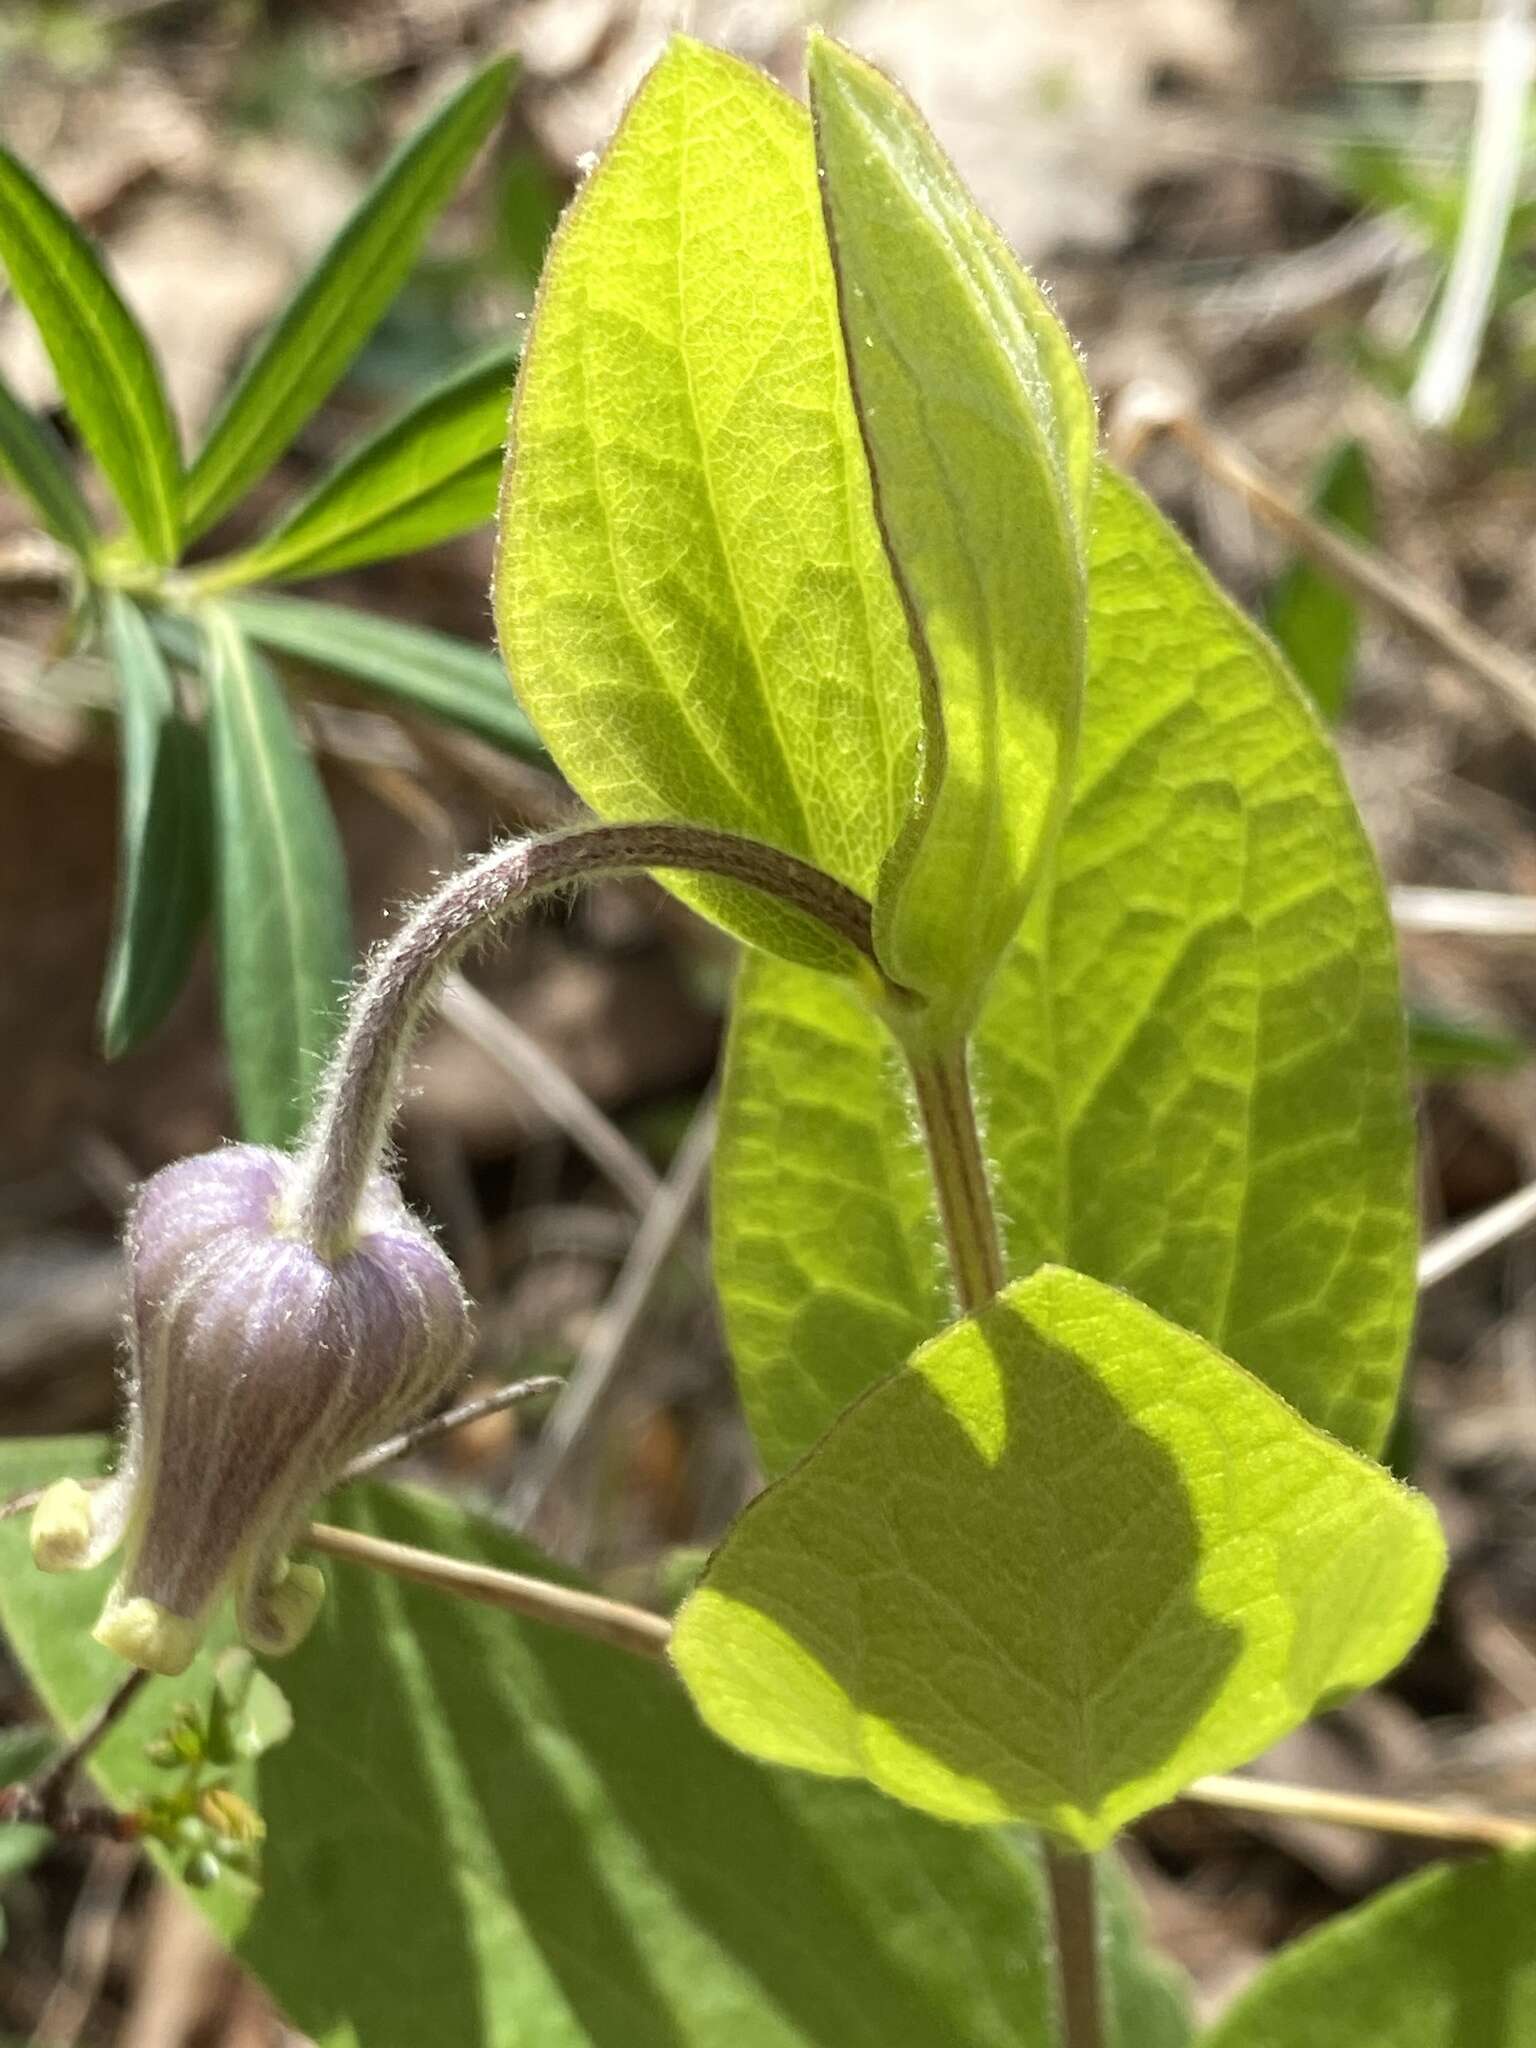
[{"left": 31, "top": 1145, "right": 471, "bottom": 1675}]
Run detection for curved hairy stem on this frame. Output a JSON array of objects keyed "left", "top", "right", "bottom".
[{"left": 288, "top": 820, "right": 877, "bottom": 1255}]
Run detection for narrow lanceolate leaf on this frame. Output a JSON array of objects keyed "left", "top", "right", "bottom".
[
  {"left": 1265, "top": 438, "right": 1374, "bottom": 723},
  {"left": 673, "top": 1267, "right": 1444, "bottom": 1850},
  {"left": 202, "top": 609, "right": 351, "bottom": 1145},
  {"left": 182, "top": 56, "right": 515, "bottom": 541},
  {"left": 1206, "top": 1845, "right": 1536, "bottom": 2046},
  {"left": 0, "top": 144, "right": 180, "bottom": 561},
  {"left": 227, "top": 592, "right": 546, "bottom": 763},
  {"left": 0, "top": 367, "right": 95, "bottom": 554},
  {"left": 98, "top": 595, "right": 211, "bottom": 1057},
  {"left": 717, "top": 468, "right": 1416, "bottom": 1471},
  {"left": 808, "top": 36, "right": 1093, "bottom": 1034},
  {"left": 0, "top": 1436, "right": 1181, "bottom": 2048},
  {"left": 203, "top": 344, "right": 518, "bottom": 587},
  {"left": 495, "top": 37, "right": 921, "bottom": 976}
]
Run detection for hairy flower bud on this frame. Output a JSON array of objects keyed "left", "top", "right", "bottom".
[{"left": 31, "top": 1145, "right": 471, "bottom": 1676}]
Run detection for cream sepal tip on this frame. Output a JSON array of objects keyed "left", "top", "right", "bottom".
[
  {"left": 93, "top": 1594, "right": 201, "bottom": 1677},
  {"left": 31, "top": 1480, "right": 97, "bottom": 1573}
]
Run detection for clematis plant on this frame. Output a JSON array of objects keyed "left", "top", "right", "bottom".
[{"left": 0, "top": 32, "right": 1497, "bottom": 2048}]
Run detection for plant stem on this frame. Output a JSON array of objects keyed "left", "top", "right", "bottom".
[
  {"left": 905, "top": 1038, "right": 1102, "bottom": 2048},
  {"left": 24, "top": 1670, "right": 151, "bottom": 1826},
  {"left": 907, "top": 1042, "right": 1006, "bottom": 1306},
  {"left": 1044, "top": 1846, "right": 1105, "bottom": 2048},
  {"left": 289, "top": 820, "right": 879, "bottom": 1257}
]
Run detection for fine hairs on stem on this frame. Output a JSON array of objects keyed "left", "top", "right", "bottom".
[{"left": 286, "top": 820, "right": 880, "bottom": 1257}]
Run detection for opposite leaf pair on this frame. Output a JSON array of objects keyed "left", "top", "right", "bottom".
[{"left": 496, "top": 31, "right": 1441, "bottom": 1850}]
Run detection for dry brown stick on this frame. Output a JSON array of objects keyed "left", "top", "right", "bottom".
[
  {"left": 303, "top": 1520, "right": 673, "bottom": 1662},
  {"left": 1114, "top": 388, "right": 1536, "bottom": 745},
  {"left": 1186, "top": 1772, "right": 1536, "bottom": 1849},
  {"left": 504, "top": 1089, "right": 720, "bottom": 1527},
  {"left": 26, "top": 1839, "right": 136, "bottom": 2048},
  {"left": 439, "top": 971, "right": 663, "bottom": 1217},
  {"left": 0, "top": 1669, "right": 150, "bottom": 1840},
  {"left": 340, "top": 1373, "right": 564, "bottom": 1483}
]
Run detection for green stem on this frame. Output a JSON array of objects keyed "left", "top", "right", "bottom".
[
  {"left": 907, "top": 1042, "right": 1006, "bottom": 1307},
  {"left": 1043, "top": 1843, "right": 1105, "bottom": 2048},
  {"left": 906, "top": 1037, "right": 1103, "bottom": 2048}
]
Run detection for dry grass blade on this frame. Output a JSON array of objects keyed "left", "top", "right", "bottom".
[
  {"left": 1113, "top": 389, "right": 1536, "bottom": 745},
  {"left": 1410, "top": 0, "right": 1536, "bottom": 429},
  {"left": 439, "top": 970, "right": 662, "bottom": 1216},
  {"left": 302, "top": 1520, "right": 672, "bottom": 1662},
  {"left": 1186, "top": 1772, "right": 1536, "bottom": 1849},
  {"left": 504, "top": 1090, "right": 720, "bottom": 1528},
  {"left": 1393, "top": 885, "right": 1536, "bottom": 939},
  {"left": 1420, "top": 1180, "right": 1536, "bottom": 1291}
]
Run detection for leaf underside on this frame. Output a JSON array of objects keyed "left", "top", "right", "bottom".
[
  {"left": 98, "top": 595, "right": 211, "bottom": 1056},
  {"left": 716, "top": 465, "right": 1416, "bottom": 1473},
  {"left": 673, "top": 1267, "right": 1443, "bottom": 1849},
  {"left": 808, "top": 34, "right": 1092, "bottom": 1031},
  {"left": 228, "top": 593, "right": 547, "bottom": 763},
  {"left": 494, "top": 38, "right": 921, "bottom": 975}
]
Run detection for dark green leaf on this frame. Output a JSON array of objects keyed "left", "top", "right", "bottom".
[
  {"left": 1265, "top": 439, "right": 1374, "bottom": 723},
  {"left": 99, "top": 595, "right": 211, "bottom": 1057},
  {"left": 0, "top": 1728, "right": 55, "bottom": 1787},
  {"left": 0, "top": 367, "right": 95, "bottom": 554},
  {"left": 1207, "top": 1845, "right": 1536, "bottom": 2047},
  {"left": 182, "top": 56, "right": 515, "bottom": 541},
  {"left": 673, "top": 1268, "right": 1442, "bottom": 1847},
  {"left": 203, "top": 344, "right": 516, "bottom": 586},
  {"left": 0, "top": 144, "right": 180, "bottom": 560},
  {"left": 202, "top": 608, "right": 351, "bottom": 1145},
  {"left": 1099, "top": 1856, "right": 1194, "bottom": 2048},
  {"left": 228, "top": 591, "right": 546, "bottom": 762},
  {"left": 0, "top": 1436, "right": 1156, "bottom": 2048}
]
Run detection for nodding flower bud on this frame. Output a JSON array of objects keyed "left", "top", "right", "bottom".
[{"left": 31, "top": 1145, "right": 471, "bottom": 1677}]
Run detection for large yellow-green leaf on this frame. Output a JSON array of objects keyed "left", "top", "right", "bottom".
[
  {"left": 673, "top": 1268, "right": 1443, "bottom": 1851},
  {"left": 808, "top": 36, "right": 1091, "bottom": 1035},
  {"left": 0, "top": 1436, "right": 1182, "bottom": 2048},
  {"left": 1206, "top": 1847, "right": 1536, "bottom": 2047},
  {"left": 716, "top": 467, "right": 1415, "bottom": 1469},
  {"left": 494, "top": 38, "right": 921, "bottom": 975}
]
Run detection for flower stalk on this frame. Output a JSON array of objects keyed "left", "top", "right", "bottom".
[{"left": 30, "top": 819, "right": 881, "bottom": 1677}]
